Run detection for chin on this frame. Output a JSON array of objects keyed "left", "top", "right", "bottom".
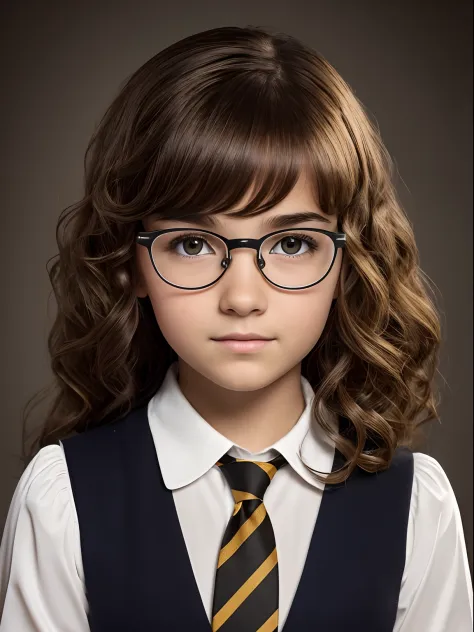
[{"left": 198, "top": 361, "right": 292, "bottom": 392}]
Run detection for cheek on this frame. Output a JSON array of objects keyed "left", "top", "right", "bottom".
[
  {"left": 276, "top": 252, "right": 341, "bottom": 350},
  {"left": 278, "top": 292, "right": 333, "bottom": 343},
  {"left": 146, "top": 285, "right": 210, "bottom": 354}
]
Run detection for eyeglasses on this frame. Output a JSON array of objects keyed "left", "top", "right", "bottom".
[{"left": 136, "top": 227, "right": 346, "bottom": 290}]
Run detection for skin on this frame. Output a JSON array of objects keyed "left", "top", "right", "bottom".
[{"left": 135, "top": 171, "right": 344, "bottom": 452}]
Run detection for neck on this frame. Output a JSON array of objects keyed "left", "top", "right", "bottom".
[{"left": 176, "top": 360, "right": 306, "bottom": 453}]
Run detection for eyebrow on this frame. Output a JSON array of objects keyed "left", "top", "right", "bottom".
[{"left": 157, "top": 210, "right": 332, "bottom": 229}]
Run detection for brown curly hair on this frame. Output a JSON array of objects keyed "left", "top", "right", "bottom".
[{"left": 22, "top": 25, "right": 443, "bottom": 485}]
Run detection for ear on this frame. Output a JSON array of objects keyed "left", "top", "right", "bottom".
[{"left": 136, "top": 284, "right": 148, "bottom": 299}]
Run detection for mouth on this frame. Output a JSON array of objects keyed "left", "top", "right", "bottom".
[
  {"left": 211, "top": 339, "right": 274, "bottom": 352},
  {"left": 211, "top": 333, "right": 274, "bottom": 341}
]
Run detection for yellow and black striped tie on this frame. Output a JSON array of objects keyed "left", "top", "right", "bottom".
[{"left": 211, "top": 452, "right": 288, "bottom": 632}]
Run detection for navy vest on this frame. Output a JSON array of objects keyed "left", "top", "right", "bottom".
[{"left": 61, "top": 402, "right": 414, "bottom": 631}]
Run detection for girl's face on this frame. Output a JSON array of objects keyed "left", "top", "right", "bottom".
[{"left": 136, "top": 172, "right": 343, "bottom": 393}]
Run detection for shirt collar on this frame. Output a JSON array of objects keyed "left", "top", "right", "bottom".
[{"left": 147, "top": 361, "right": 337, "bottom": 491}]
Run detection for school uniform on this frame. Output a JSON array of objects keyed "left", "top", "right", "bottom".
[{"left": 0, "top": 360, "right": 472, "bottom": 630}]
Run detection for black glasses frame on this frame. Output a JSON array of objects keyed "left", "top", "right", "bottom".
[{"left": 136, "top": 227, "right": 346, "bottom": 291}]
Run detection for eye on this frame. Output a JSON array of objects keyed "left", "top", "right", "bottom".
[
  {"left": 168, "top": 234, "right": 215, "bottom": 257},
  {"left": 269, "top": 233, "right": 319, "bottom": 257}
]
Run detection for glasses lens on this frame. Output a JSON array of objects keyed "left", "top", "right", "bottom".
[
  {"left": 261, "top": 230, "right": 335, "bottom": 288},
  {"left": 151, "top": 229, "right": 335, "bottom": 289},
  {"left": 151, "top": 230, "right": 228, "bottom": 288}
]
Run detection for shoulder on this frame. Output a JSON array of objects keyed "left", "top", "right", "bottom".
[
  {"left": 1, "top": 443, "right": 81, "bottom": 572},
  {"left": 411, "top": 451, "right": 460, "bottom": 530},
  {"left": 0, "top": 445, "right": 88, "bottom": 626},
  {"left": 399, "top": 452, "right": 473, "bottom": 624},
  {"left": 406, "top": 450, "right": 469, "bottom": 569},
  {"left": 11, "top": 443, "right": 75, "bottom": 516}
]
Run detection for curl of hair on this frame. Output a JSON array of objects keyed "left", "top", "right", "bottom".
[{"left": 22, "top": 25, "right": 442, "bottom": 484}]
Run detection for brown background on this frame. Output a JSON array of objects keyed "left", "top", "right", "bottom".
[{"left": 0, "top": 0, "right": 472, "bottom": 574}]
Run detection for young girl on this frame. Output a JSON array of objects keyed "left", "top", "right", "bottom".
[{"left": 0, "top": 25, "right": 472, "bottom": 632}]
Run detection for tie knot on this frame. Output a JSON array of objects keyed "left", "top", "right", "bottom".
[{"left": 216, "top": 452, "right": 288, "bottom": 503}]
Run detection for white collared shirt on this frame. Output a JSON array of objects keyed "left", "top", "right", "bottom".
[{"left": 0, "top": 361, "right": 472, "bottom": 630}]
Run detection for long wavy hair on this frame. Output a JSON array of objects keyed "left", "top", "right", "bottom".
[{"left": 22, "top": 25, "right": 443, "bottom": 484}]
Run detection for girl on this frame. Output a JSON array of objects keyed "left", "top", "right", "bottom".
[{"left": 0, "top": 25, "right": 472, "bottom": 632}]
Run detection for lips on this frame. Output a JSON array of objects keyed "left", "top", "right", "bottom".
[
  {"left": 212, "top": 334, "right": 273, "bottom": 341},
  {"left": 213, "top": 338, "right": 273, "bottom": 352}
]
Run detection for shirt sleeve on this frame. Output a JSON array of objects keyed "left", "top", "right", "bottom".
[
  {"left": 395, "top": 451, "right": 473, "bottom": 631},
  {"left": 0, "top": 444, "right": 89, "bottom": 631}
]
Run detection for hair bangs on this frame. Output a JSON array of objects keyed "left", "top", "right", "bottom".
[{"left": 137, "top": 64, "right": 360, "bottom": 225}]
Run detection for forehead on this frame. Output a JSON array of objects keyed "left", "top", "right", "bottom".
[{"left": 149, "top": 207, "right": 334, "bottom": 233}]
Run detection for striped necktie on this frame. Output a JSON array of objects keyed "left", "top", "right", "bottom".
[{"left": 211, "top": 452, "right": 288, "bottom": 632}]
